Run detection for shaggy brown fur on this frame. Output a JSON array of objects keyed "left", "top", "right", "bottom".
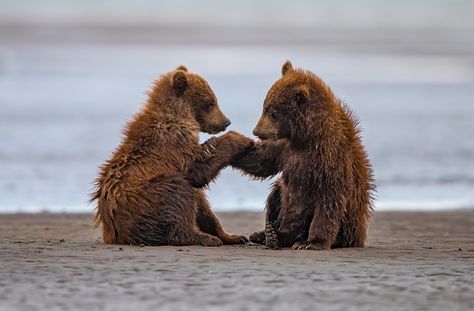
[
  {"left": 91, "top": 66, "right": 253, "bottom": 246},
  {"left": 232, "top": 61, "right": 375, "bottom": 250}
]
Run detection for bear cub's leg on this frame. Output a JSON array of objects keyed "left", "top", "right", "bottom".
[
  {"left": 195, "top": 190, "right": 248, "bottom": 244},
  {"left": 292, "top": 200, "right": 345, "bottom": 250},
  {"left": 134, "top": 175, "right": 224, "bottom": 246},
  {"left": 249, "top": 182, "right": 282, "bottom": 246}
]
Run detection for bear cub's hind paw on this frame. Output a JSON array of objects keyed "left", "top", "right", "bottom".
[
  {"left": 200, "top": 235, "right": 224, "bottom": 247},
  {"left": 221, "top": 233, "right": 249, "bottom": 245},
  {"left": 292, "top": 241, "right": 330, "bottom": 250},
  {"left": 249, "top": 231, "right": 266, "bottom": 245}
]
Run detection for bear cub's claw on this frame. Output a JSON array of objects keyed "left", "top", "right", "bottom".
[
  {"left": 291, "top": 241, "right": 329, "bottom": 250},
  {"left": 202, "top": 136, "right": 218, "bottom": 156}
]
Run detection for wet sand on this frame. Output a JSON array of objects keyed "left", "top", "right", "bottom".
[{"left": 1, "top": 211, "right": 473, "bottom": 310}]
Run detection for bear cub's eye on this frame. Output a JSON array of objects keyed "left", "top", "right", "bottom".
[
  {"left": 268, "top": 109, "right": 278, "bottom": 120},
  {"left": 202, "top": 101, "right": 214, "bottom": 111}
]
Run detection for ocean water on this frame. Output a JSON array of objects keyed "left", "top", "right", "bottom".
[
  {"left": 1, "top": 1, "right": 473, "bottom": 212},
  {"left": 1, "top": 43, "right": 473, "bottom": 213}
]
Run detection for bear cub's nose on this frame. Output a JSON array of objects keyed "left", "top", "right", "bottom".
[{"left": 225, "top": 119, "right": 231, "bottom": 128}]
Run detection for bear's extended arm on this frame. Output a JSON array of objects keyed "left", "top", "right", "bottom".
[
  {"left": 231, "top": 139, "right": 288, "bottom": 179},
  {"left": 186, "top": 132, "right": 253, "bottom": 188}
]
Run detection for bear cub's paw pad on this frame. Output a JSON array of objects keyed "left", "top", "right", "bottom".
[{"left": 265, "top": 224, "right": 279, "bottom": 249}]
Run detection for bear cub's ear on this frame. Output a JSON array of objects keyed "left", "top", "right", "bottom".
[
  {"left": 295, "top": 85, "right": 309, "bottom": 105},
  {"left": 176, "top": 65, "right": 188, "bottom": 72},
  {"left": 172, "top": 71, "right": 188, "bottom": 96},
  {"left": 282, "top": 60, "right": 293, "bottom": 76}
]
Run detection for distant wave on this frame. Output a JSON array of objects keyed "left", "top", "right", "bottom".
[{"left": 2, "top": 200, "right": 473, "bottom": 214}]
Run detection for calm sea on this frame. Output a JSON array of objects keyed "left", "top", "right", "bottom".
[{"left": 1, "top": 1, "right": 473, "bottom": 212}]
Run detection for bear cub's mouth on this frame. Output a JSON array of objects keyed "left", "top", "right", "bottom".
[{"left": 204, "top": 126, "right": 227, "bottom": 135}]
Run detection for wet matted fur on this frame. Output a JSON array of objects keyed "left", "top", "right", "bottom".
[
  {"left": 91, "top": 66, "right": 252, "bottom": 246},
  {"left": 233, "top": 61, "right": 375, "bottom": 250}
]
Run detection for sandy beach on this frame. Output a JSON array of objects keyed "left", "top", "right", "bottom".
[{"left": 1, "top": 211, "right": 473, "bottom": 310}]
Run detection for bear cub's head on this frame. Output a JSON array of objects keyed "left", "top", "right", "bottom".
[
  {"left": 253, "top": 61, "right": 312, "bottom": 141},
  {"left": 171, "top": 65, "right": 231, "bottom": 134}
]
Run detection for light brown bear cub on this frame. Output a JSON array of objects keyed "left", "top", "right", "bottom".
[
  {"left": 233, "top": 61, "right": 375, "bottom": 250},
  {"left": 91, "top": 65, "right": 252, "bottom": 246}
]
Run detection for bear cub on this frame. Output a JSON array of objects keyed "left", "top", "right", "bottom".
[
  {"left": 91, "top": 65, "right": 252, "bottom": 246},
  {"left": 233, "top": 61, "right": 375, "bottom": 250}
]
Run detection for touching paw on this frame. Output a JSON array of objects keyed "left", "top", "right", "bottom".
[
  {"left": 225, "top": 131, "right": 255, "bottom": 151},
  {"left": 202, "top": 136, "right": 218, "bottom": 156}
]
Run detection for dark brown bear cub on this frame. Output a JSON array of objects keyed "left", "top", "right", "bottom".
[
  {"left": 233, "top": 61, "right": 375, "bottom": 250},
  {"left": 91, "top": 65, "right": 252, "bottom": 246}
]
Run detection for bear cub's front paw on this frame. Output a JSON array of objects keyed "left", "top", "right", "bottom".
[
  {"left": 225, "top": 131, "right": 254, "bottom": 148},
  {"left": 223, "top": 131, "right": 255, "bottom": 162},
  {"left": 202, "top": 136, "right": 218, "bottom": 155}
]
